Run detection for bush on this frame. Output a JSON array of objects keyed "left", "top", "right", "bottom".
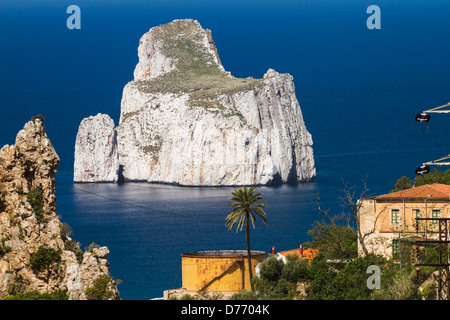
[
  {"left": 307, "top": 220, "right": 358, "bottom": 260},
  {"left": 29, "top": 245, "right": 61, "bottom": 272},
  {"left": 253, "top": 253, "right": 311, "bottom": 300},
  {"left": 84, "top": 242, "right": 100, "bottom": 252},
  {"left": 0, "top": 237, "right": 12, "bottom": 258},
  {"left": 391, "top": 176, "right": 413, "bottom": 192},
  {"left": 27, "top": 188, "right": 47, "bottom": 223},
  {"left": 282, "top": 253, "right": 310, "bottom": 283},
  {"left": 85, "top": 275, "right": 115, "bottom": 300},
  {"left": 258, "top": 254, "right": 284, "bottom": 282},
  {"left": 229, "top": 289, "right": 258, "bottom": 300},
  {"left": 371, "top": 267, "right": 422, "bottom": 300},
  {"left": 31, "top": 114, "right": 46, "bottom": 122},
  {"left": 8, "top": 275, "right": 29, "bottom": 296},
  {"left": 65, "top": 240, "right": 83, "bottom": 264},
  {"left": 61, "top": 222, "right": 84, "bottom": 264},
  {"left": 4, "top": 289, "right": 68, "bottom": 300}
]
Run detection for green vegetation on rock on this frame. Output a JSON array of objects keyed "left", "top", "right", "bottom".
[
  {"left": 4, "top": 289, "right": 68, "bottom": 300},
  {"left": 0, "top": 237, "right": 12, "bottom": 258},
  {"left": 84, "top": 275, "right": 116, "bottom": 300},
  {"left": 133, "top": 20, "right": 264, "bottom": 114},
  {"left": 27, "top": 187, "right": 47, "bottom": 223},
  {"left": 29, "top": 245, "right": 61, "bottom": 272}
]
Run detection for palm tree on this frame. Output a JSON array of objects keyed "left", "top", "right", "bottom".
[{"left": 226, "top": 186, "right": 268, "bottom": 292}]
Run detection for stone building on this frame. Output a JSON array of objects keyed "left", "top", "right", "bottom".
[{"left": 358, "top": 183, "right": 450, "bottom": 258}]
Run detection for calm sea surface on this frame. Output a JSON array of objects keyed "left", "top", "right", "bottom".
[{"left": 0, "top": 0, "right": 449, "bottom": 299}]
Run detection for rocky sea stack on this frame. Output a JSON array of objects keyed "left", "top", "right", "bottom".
[
  {"left": 74, "top": 19, "right": 315, "bottom": 186},
  {"left": 0, "top": 117, "right": 120, "bottom": 300}
]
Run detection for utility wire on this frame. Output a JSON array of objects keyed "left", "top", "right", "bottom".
[
  {"left": 170, "top": 263, "right": 182, "bottom": 291},
  {"left": 319, "top": 122, "right": 417, "bottom": 173}
]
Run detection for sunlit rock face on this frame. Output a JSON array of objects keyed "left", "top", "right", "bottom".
[
  {"left": 0, "top": 118, "right": 120, "bottom": 300},
  {"left": 74, "top": 19, "right": 315, "bottom": 186}
]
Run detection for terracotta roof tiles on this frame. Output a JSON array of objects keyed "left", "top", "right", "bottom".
[
  {"left": 278, "top": 248, "right": 318, "bottom": 262},
  {"left": 375, "top": 183, "right": 450, "bottom": 200}
]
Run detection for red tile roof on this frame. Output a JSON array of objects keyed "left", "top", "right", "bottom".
[
  {"left": 278, "top": 248, "right": 318, "bottom": 262},
  {"left": 375, "top": 183, "right": 450, "bottom": 200}
]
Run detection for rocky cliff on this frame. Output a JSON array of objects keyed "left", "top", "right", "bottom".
[
  {"left": 74, "top": 19, "right": 315, "bottom": 186},
  {"left": 0, "top": 117, "right": 120, "bottom": 300}
]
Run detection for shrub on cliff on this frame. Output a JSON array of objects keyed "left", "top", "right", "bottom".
[
  {"left": 31, "top": 114, "right": 46, "bottom": 122},
  {"left": 0, "top": 237, "right": 12, "bottom": 258},
  {"left": 27, "top": 188, "right": 48, "bottom": 223},
  {"left": 85, "top": 275, "right": 115, "bottom": 300},
  {"left": 60, "top": 222, "right": 84, "bottom": 263},
  {"left": 29, "top": 245, "right": 61, "bottom": 272},
  {"left": 252, "top": 253, "right": 310, "bottom": 300}
]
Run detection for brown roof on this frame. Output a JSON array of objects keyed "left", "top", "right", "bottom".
[
  {"left": 375, "top": 183, "right": 450, "bottom": 200},
  {"left": 278, "top": 248, "right": 318, "bottom": 262}
]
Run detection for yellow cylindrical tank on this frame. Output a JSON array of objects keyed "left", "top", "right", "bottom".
[{"left": 181, "top": 250, "right": 266, "bottom": 292}]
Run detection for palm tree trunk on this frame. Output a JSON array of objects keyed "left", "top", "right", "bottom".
[{"left": 245, "top": 212, "right": 254, "bottom": 292}]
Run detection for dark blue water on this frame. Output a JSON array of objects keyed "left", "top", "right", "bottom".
[{"left": 1, "top": 0, "right": 449, "bottom": 299}]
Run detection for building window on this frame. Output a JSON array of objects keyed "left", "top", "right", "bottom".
[
  {"left": 392, "top": 239, "right": 400, "bottom": 259},
  {"left": 431, "top": 209, "right": 441, "bottom": 224},
  {"left": 391, "top": 209, "right": 400, "bottom": 226},
  {"left": 412, "top": 208, "right": 421, "bottom": 224}
]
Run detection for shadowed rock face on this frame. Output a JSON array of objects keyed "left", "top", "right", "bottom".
[
  {"left": 74, "top": 19, "right": 316, "bottom": 186},
  {"left": 0, "top": 118, "right": 120, "bottom": 300}
]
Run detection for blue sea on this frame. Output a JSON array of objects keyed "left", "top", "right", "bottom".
[{"left": 0, "top": 0, "right": 449, "bottom": 299}]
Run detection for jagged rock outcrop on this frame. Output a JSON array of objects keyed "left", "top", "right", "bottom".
[
  {"left": 74, "top": 19, "right": 315, "bottom": 186},
  {"left": 0, "top": 118, "right": 120, "bottom": 300},
  {"left": 74, "top": 114, "right": 119, "bottom": 183}
]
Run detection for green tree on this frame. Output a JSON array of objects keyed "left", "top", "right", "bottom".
[
  {"left": 305, "top": 253, "right": 336, "bottom": 299},
  {"left": 226, "top": 186, "right": 268, "bottom": 292},
  {"left": 307, "top": 220, "right": 357, "bottom": 260},
  {"left": 393, "top": 168, "right": 450, "bottom": 192},
  {"left": 253, "top": 254, "right": 285, "bottom": 299},
  {"left": 371, "top": 268, "right": 421, "bottom": 300},
  {"left": 391, "top": 176, "right": 413, "bottom": 192},
  {"left": 253, "top": 253, "right": 311, "bottom": 299},
  {"left": 415, "top": 168, "right": 450, "bottom": 186},
  {"left": 306, "top": 253, "right": 388, "bottom": 300},
  {"left": 281, "top": 253, "right": 310, "bottom": 283}
]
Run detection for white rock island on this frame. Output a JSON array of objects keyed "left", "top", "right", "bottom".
[{"left": 74, "top": 19, "right": 315, "bottom": 186}]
